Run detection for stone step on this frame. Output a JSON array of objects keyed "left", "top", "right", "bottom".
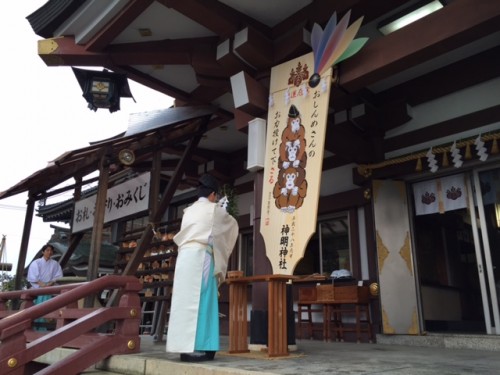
[{"left": 376, "top": 332, "right": 500, "bottom": 351}]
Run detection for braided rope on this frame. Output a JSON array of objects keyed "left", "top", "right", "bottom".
[{"left": 358, "top": 132, "right": 500, "bottom": 174}]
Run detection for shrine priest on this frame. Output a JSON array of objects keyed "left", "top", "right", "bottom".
[{"left": 166, "top": 174, "right": 239, "bottom": 362}]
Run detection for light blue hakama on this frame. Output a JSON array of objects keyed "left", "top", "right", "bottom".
[{"left": 194, "top": 250, "right": 219, "bottom": 351}]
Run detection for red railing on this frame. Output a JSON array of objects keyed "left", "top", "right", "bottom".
[{"left": 0, "top": 275, "right": 142, "bottom": 375}]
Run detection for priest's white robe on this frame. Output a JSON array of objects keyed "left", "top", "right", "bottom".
[{"left": 166, "top": 198, "right": 238, "bottom": 353}]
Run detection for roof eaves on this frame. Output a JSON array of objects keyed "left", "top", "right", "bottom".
[{"left": 26, "top": 0, "right": 84, "bottom": 39}]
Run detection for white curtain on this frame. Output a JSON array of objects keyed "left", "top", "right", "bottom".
[{"left": 413, "top": 174, "right": 467, "bottom": 216}]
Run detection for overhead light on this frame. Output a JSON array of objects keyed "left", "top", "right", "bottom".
[
  {"left": 496, "top": 203, "right": 500, "bottom": 229},
  {"left": 72, "top": 67, "right": 136, "bottom": 113},
  {"left": 378, "top": 0, "right": 444, "bottom": 36}
]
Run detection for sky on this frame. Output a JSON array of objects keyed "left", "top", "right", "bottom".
[{"left": 0, "top": 1, "right": 174, "bottom": 274}]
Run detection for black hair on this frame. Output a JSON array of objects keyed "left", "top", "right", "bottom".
[
  {"left": 198, "top": 185, "right": 215, "bottom": 198},
  {"left": 41, "top": 244, "right": 54, "bottom": 253},
  {"left": 198, "top": 174, "right": 219, "bottom": 198}
]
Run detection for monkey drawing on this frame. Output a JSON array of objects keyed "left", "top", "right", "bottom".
[
  {"left": 280, "top": 104, "right": 306, "bottom": 167},
  {"left": 273, "top": 166, "right": 308, "bottom": 213},
  {"left": 279, "top": 138, "right": 307, "bottom": 169}
]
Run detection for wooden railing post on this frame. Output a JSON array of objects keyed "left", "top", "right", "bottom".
[
  {"left": 114, "top": 282, "right": 142, "bottom": 351},
  {"left": 0, "top": 275, "right": 142, "bottom": 374},
  {"left": 0, "top": 319, "right": 32, "bottom": 375}
]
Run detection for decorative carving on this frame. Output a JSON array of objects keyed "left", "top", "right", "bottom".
[
  {"left": 382, "top": 308, "right": 396, "bottom": 334},
  {"left": 408, "top": 307, "right": 420, "bottom": 335},
  {"left": 376, "top": 231, "right": 389, "bottom": 273},
  {"left": 399, "top": 232, "right": 413, "bottom": 276}
]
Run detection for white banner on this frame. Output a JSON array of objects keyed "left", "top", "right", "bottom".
[{"left": 72, "top": 172, "right": 150, "bottom": 233}]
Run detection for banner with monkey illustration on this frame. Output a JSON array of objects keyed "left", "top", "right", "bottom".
[{"left": 260, "top": 52, "right": 332, "bottom": 275}]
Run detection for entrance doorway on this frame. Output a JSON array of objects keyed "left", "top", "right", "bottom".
[
  {"left": 413, "top": 207, "right": 484, "bottom": 333},
  {"left": 412, "top": 167, "right": 500, "bottom": 334}
]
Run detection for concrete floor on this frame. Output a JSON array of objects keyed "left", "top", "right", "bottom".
[{"left": 82, "top": 334, "right": 500, "bottom": 375}]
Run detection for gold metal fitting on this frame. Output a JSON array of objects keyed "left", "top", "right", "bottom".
[
  {"left": 7, "top": 357, "right": 18, "bottom": 368},
  {"left": 130, "top": 308, "right": 138, "bottom": 317},
  {"left": 369, "top": 282, "right": 380, "bottom": 296},
  {"left": 357, "top": 166, "right": 372, "bottom": 178},
  {"left": 363, "top": 188, "right": 371, "bottom": 201},
  {"left": 127, "top": 340, "right": 136, "bottom": 350}
]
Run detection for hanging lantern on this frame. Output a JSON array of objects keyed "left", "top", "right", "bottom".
[{"left": 72, "top": 67, "right": 135, "bottom": 113}]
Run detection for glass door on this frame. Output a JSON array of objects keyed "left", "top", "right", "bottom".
[
  {"left": 412, "top": 168, "right": 500, "bottom": 334},
  {"left": 473, "top": 167, "right": 500, "bottom": 334}
]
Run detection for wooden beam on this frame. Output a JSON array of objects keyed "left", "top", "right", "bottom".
[
  {"left": 325, "top": 120, "right": 378, "bottom": 164},
  {"left": 121, "top": 117, "right": 208, "bottom": 277},
  {"left": 87, "top": 154, "right": 110, "bottom": 287},
  {"left": 159, "top": 0, "right": 239, "bottom": 37},
  {"left": 339, "top": 0, "right": 500, "bottom": 92},
  {"left": 217, "top": 38, "right": 256, "bottom": 76},
  {"left": 157, "top": 0, "right": 269, "bottom": 38},
  {"left": 38, "top": 36, "right": 110, "bottom": 66},
  {"left": 58, "top": 232, "right": 84, "bottom": 269},
  {"left": 108, "top": 37, "right": 220, "bottom": 65},
  {"left": 85, "top": 0, "right": 154, "bottom": 52},
  {"left": 384, "top": 104, "right": 500, "bottom": 154},
  {"left": 272, "top": 0, "right": 409, "bottom": 39},
  {"left": 233, "top": 27, "right": 273, "bottom": 70},
  {"left": 39, "top": 35, "right": 220, "bottom": 68},
  {"left": 273, "top": 25, "right": 311, "bottom": 66},
  {"left": 15, "top": 198, "right": 35, "bottom": 291},
  {"left": 233, "top": 109, "right": 254, "bottom": 132},
  {"left": 230, "top": 71, "right": 268, "bottom": 117},
  {"left": 376, "top": 45, "right": 500, "bottom": 107}
]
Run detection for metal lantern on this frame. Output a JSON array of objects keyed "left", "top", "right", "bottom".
[{"left": 72, "top": 67, "right": 135, "bottom": 113}]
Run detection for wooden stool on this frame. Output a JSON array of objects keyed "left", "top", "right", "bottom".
[
  {"left": 351, "top": 302, "right": 373, "bottom": 343},
  {"left": 323, "top": 302, "right": 346, "bottom": 342},
  {"left": 296, "top": 287, "right": 323, "bottom": 339}
]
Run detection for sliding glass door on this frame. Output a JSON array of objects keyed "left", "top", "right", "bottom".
[
  {"left": 412, "top": 167, "right": 500, "bottom": 334},
  {"left": 473, "top": 167, "right": 500, "bottom": 334}
]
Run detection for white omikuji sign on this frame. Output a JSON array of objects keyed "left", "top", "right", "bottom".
[
  {"left": 260, "top": 52, "right": 332, "bottom": 275},
  {"left": 72, "top": 172, "right": 150, "bottom": 233}
]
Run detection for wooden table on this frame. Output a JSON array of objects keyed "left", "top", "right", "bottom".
[
  {"left": 316, "top": 284, "right": 373, "bottom": 342},
  {"left": 225, "top": 274, "right": 296, "bottom": 357}
]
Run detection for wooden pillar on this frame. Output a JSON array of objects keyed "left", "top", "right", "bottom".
[
  {"left": 86, "top": 155, "right": 110, "bottom": 287},
  {"left": 14, "top": 197, "right": 35, "bottom": 291},
  {"left": 149, "top": 151, "right": 161, "bottom": 218},
  {"left": 252, "top": 171, "right": 272, "bottom": 306},
  {"left": 228, "top": 280, "right": 249, "bottom": 353},
  {"left": 250, "top": 171, "right": 272, "bottom": 345},
  {"left": 59, "top": 176, "right": 83, "bottom": 268}
]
